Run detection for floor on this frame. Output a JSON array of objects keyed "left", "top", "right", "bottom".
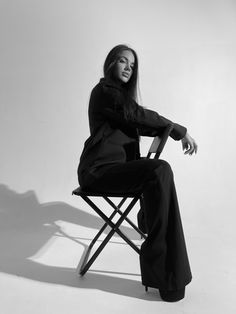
[{"left": 0, "top": 188, "right": 235, "bottom": 314}]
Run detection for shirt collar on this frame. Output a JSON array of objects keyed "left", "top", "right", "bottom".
[{"left": 99, "top": 77, "right": 123, "bottom": 91}]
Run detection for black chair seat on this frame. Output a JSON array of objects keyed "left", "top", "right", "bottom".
[{"left": 72, "top": 186, "right": 140, "bottom": 198}]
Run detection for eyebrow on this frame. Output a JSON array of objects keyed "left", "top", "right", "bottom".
[{"left": 120, "top": 56, "right": 135, "bottom": 65}]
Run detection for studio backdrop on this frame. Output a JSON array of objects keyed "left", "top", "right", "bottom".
[{"left": 0, "top": 0, "right": 235, "bottom": 243}]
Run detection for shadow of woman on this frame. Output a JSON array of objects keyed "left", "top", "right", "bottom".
[{"left": 0, "top": 184, "right": 160, "bottom": 301}]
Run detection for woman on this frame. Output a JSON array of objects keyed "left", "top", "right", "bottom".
[{"left": 77, "top": 44, "right": 197, "bottom": 302}]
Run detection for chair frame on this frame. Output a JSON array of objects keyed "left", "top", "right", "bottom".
[{"left": 72, "top": 124, "right": 173, "bottom": 276}]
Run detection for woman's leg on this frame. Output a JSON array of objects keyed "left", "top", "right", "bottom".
[
  {"left": 139, "top": 161, "right": 192, "bottom": 301},
  {"left": 80, "top": 159, "right": 164, "bottom": 194},
  {"left": 80, "top": 159, "right": 192, "bottom": 300}
]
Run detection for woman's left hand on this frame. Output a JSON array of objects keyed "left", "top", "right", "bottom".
[{"left": 181, "top": 132, "right": 198, "bottom": 155}]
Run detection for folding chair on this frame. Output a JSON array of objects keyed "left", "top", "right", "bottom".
[{"left": 72, "top": 124, "right": 173, "bottom": 276}]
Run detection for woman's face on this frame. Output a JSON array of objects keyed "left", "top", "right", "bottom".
[{"left": 114, "top": 50, "right": 135, "bottom": 84}]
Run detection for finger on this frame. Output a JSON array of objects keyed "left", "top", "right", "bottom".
[
  {"left": 182, "top": 141, "right": 187, "bottom": 151},
  {"left": 185, "top": 144, "right": 194, "bottom": 155},
  {"left": 184, "top": 142, "right": 189, "bottom": 150},
  {"left": 184, "top": 149, "right": 191, "bottom": 155},
  {"left": 190, "top": 144, "right": 197, "bottom": 155},
  {"left": 190, "top": 143, "right": 197, "bottom": 154}
]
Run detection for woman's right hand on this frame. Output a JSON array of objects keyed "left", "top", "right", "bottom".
[{"left": 181, "top": 132, "right": 198, "bottom": 155}]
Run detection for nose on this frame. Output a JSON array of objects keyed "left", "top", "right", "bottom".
[{"left": 125, "top": 63, "right": 132, "bottom": 72}]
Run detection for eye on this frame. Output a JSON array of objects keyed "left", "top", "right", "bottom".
[{"left": 119, "top": 58, "right": 125, "bottom": 63}]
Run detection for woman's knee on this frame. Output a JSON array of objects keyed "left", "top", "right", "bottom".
[
  {"left": 153, "top": 159, "right": 173, "bottom": 178},
  {"left": 158, "top": 159, "right": 172, "bottom": 170},
  {"left": 144, "top": 159, "right": 173, "bottom": 182}
]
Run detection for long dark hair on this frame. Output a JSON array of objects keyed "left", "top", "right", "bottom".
[{"left": 103, "top": 44, "right": 142, "bottom": 120}]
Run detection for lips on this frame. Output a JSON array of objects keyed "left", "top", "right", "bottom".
[{"left": 122, "top": 72, "right": 129, "bottom": 78}]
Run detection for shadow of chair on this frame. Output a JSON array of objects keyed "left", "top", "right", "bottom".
[{"left": 0, "top": 183, "right": 161, "bottom": 301}]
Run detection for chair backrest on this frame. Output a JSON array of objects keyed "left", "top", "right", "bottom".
[{"left": 146, "top": 124, "right": 174, "bottom": 159}]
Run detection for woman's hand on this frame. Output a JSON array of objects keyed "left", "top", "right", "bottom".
[{"left": 181, "top": 132, "right": 198, "bottom": 155}]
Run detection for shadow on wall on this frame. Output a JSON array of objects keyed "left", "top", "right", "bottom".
[{"left": 0, "top": 184, "right": 159, "bottom": 300}]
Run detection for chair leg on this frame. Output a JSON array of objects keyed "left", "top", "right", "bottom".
[
  {"left": 104, "top": 196, "right": 147, "bottom": 240},
  {"left": 79, "top": 204, "right": 121, "bottom": 275},
  {"left": 79, "top": 195, "right": 140, "bottom": 275}
]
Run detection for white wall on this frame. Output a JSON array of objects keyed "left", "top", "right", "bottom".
[{"left": 0, "top": 0, "right": 236, "bottom": 239}]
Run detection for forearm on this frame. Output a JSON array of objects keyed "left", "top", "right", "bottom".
[
  {"left": 100, "top": 87, "right": 186, "bottom": 140},
  {"left": 103, "top": 106, "right": 187, "bottom": 140}
]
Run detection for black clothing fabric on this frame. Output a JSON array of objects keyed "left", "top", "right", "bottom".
[
  {"left": 77, "top": 77, "right": 192, "bottom": 292},
  {"left": 78, "top": 78, "right": 187, "bottom": 186},
  {"left": 79, "top": 159, "right": 192, "bottom": 291}
]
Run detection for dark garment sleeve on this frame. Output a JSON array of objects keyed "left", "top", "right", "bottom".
[{"left": 99, "top": 85, "right": 187, "bottom": 141}]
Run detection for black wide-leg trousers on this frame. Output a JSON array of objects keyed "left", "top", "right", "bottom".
[{"left": 79, "top": 159, "right": 192, "bottom": 291}]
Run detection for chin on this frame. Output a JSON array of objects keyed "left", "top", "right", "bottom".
[{"left": 120, "top": 77, "right": 129, "bottom": 83}]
